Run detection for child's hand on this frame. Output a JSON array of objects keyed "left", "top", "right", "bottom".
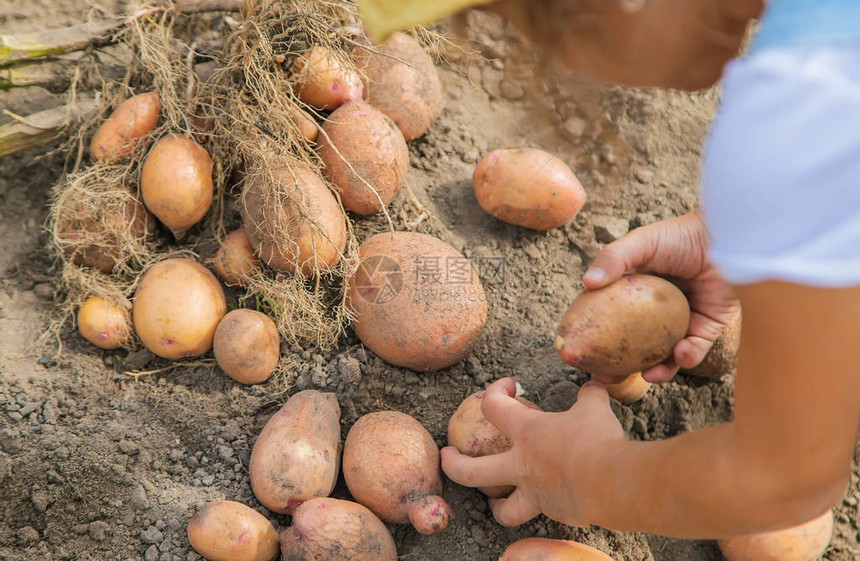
[
  {"left": 441, "top": 377, "right": 625, "bottom": 527},
  {"left": 582, "top": 210, "right": 741, "bottom": 383}
]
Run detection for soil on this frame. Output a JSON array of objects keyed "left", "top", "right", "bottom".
[{"left": 2, "top": 4, "right": 860, "bottom": 561}]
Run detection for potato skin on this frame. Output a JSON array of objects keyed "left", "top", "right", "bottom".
[
  {"left": 90, "top": 92, "right": 160, "bottom": 161},
  {"left": 501, "top": 538, "right": 615, "bottom": 561},
  {"left": 354, "top": 32, "right": 442, "bottom": 140},
  {"left": 249, "top": 390, "right": 341, "bottom": 514},
  {"left": 213, "top": 227, "right": 260, "bottom": 287},
  {"left": 343, "top": 411, "right": 451, "bottom": 535},
  {"left": 447, "top": 391, "right": 540, "bottom": 497},
  {"left": 213, "top": 309, "right": 279, "bottom": 385},
  {"left": 133, "top": 258, "right": 226, "bottom": 359},
  {"left": 318, "top": 100, "right": 409, "bottom": 215},
  {"left": 346, "top": 232, "right": 487, "bottom": 372},
  {"left": 473, "top": 148, "right": 585, "bottom": 230},
  {"left": 77, "top": 296, "right": 131, "bottom": 350},
  {"left": 683, "top": 306, "right": 741, "bottom": 378},
  {"left": 290, "top": 105, "right": 319, "bottom": 142},
  {"left": 280, "top": 498, "right": 396, "bottom": 561},
  {"left": 595, "top": 372, "right": 651, "bottom": 403},
  {"left": 293, "top": 46, "right": 363, "bottom": 110},
  {"left": 241, "top": 160, "right": 346, "bottom": 275},
  {"left": 140, "top": 134, "right": 213, "bottom": 239},
  {"left": 187, "top": 500, "right": 279, "bottom": 561},
  {"left": 717, "top": 510, "right": 833, "bottom": 561},
  {"left": 555, "top": 274, "right": 690, "bottom": 377}
]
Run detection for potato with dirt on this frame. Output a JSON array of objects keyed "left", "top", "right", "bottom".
[
  {"left": 353, "top": 31, "right": 442, "bottom": 140},
  {"left": 293, "top": 46, "right": 363, "bottom": 110},
  {"left": 473, "top": 148, "right": 586, "bottom": 230},
  {"left": 77, "top": 296, "right": 131, "bottom": 350},
  {"left": 249, "top": 390, "right": 341, "bottom": 514},
  {"left": 140, "top": 133, "right": 213, "bottom": 240},
  {"left": 90, "top": 91, "right": 161, "bottom": 162},
  {"left": 501, "top": 537, "right": 616, "bottom": 560},
  {"left": 279, "top": 498, "right": 397, "bottom": 561},
  {"left": 447, "top": 389, "right": 541, "bottom": 497},
  {"left": 242, "top": 159, "right": 346, "bottom": 275},
  {"left": 343, "top": 410, "right": 452, "bottom": 535},
  {"left": 554, "top": 274, "right": 690, "bottom": 377},
  {"left": 318, "top": 99, "right": 408, "bottom": 215},
  {"left": 187, "top": 500, "right": 279, "bottom": 561},
  {"left": 132, "top": 258, "right": 226, "bottom": 359},
  {"left": 346, "top": 231, "right": 487, "bottom": 372},
  {"left": 213, "top": 309, "right": 279, "bottom": 385},
  {"left": 717, "top": 510, "right": 833, "bottom": 561},
  {"left": 213, "top": 226, "right": 260, "bottom": 287}
]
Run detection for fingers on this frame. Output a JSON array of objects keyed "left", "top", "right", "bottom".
[
  {"left": 583, "top": 227, "right": 656, "bottom": 289},
  {"left": 481, "top": 378, "right": 534, "bottom": 436},
  {"left": 641, "top": 359, "right": 680, "bottom": 383},
  {"left": 489, "top": 489, "right": 541, "bottom": 527},
  {"left": 572, "top": 381, "right": 611, "bottom": 411},
  {"left": 441, "top": 446, "right": 514, "bottom": 489}
]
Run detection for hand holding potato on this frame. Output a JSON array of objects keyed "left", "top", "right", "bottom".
[{"left": 583, "top": 210, "right": 741, "bottom": 383}]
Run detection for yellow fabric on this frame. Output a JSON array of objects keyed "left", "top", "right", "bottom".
[{"left": 359, "top": 0, "right": 495, "bottom": 40}]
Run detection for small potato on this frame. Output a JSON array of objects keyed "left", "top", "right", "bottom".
[
  {"left": 242, "top": 159, "right": 346, "bottom": 275},
  {"left": 473, "top": 148, "right": 585, "bottom": 230},
  {"left": 683, "top": 306, "right": 741, "bottom": 378},
  {"left": 249, "top": 390, "right": 341, "bottom": 514},
  {"left": 293, "top": 46, "right": 363, "bottom": 110},
  {"left": 318, "top": 100, "right": 408, "bottom": 215},
  {"left": 77, "top": 296, "right": 131, "bottom": 350},
  {"left": 213, "top": 227, "right": 260, "bottom": 287},
  {"left": 346, "top": 232, "right": 487, "bottom": 372},
  {"left": 447, "top": 390, "right": 541, "bottom": 497},
  {"left": 555, "top": 274, "right": 690, "bottom": 377},
  {"left": 90, "top": 92, "right": 160, "bottom": 162},
  {"left": 290, "top": 105, "right": 319, "bottom": 142},
  {"left": 718, "top": 510, "right": 833, "bottom": 561},
  {"left": 280, "top": 498, "right": 396, "bottom": 561},
  {"left": 501, "top": 538, "right": 615, "bottom": 560},
  {"left": 140, "top": 134, "right": 213, "bottom": 240},
  {"left": 594, "top": 372, "right": 651, "bottom": 403},
  {"left": 133, "top": 258, "right": 226, "bottom": 359},
  {"left": 343, "top": 411, "right": 451, "bottom": 535},
  {"left": 354, "top": 32, "right": 442, "bottom": 140},
  {"left": 213, "top": 309, "right": 279, "bottom": 385},
  {"left": 187, "top": 500, "right": 279, "bottom": 561}
]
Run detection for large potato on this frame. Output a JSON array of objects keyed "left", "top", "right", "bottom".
[
  {"left": 292, "top": 46, "right": 363, "bottom": 110},
  {"left": 249, "top": 390, "right": 341, "bottom": 514},
  {"left": 354, "top": 32, "right": 442, "bottom": 140},
  {"left": 90, "top": 92, "right": 160, "bottom": 161},
  {"left": 501, "top": 538, "right": 615, "bottom": 560},
  {"left": 318, "top": 100, "right": 408, "bottom": 215},
  {"left": 473, "top": 148, "right": 585, "bottom": 230},
  {"left": 555, "top": 274, "right": 690, "bottom": 377},
  {"left": 447, "top": 390, "right": 541, "bottom": 497},
  {"left": 242, "top": 160, "right": 346, "bottom": 275},
  {"left": 187, "top": 500, "right": 279, "bottom": 561},
  {"left": 140, "top": 134, "right": 213, "bottom": 240},
  {"left": 343, "top": 411, "right": 451, "bottom": 535},
  {"left": 280, "top": 498, "right": 396, "bottom": 561},
  {"left": 718, "top": 510, "right": 833, "bottom": 561},
  {"left": 132, "top": 258, "right": 226, "bottom": 359},
  {"left": 346, "top": 231, "right": 487, "bottom": 372},
  {"left": 213, "top": 309, "right": 280, "bottom": 385}
]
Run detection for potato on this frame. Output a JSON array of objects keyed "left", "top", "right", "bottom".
[
  {"left": 683, "top": 306, "right": 741, "bottom": 378},
  {"left": 133, "top": 258, "right": 226, "bottom": 359},
  {"left": 717, "top": 510, "right": 833, "bottom": 561},
  {"left": 293, "top": 46, "right": 363, "bottom": 110},
  {"left": 280, "top": 498, "right": 396, "bottom": 561},
  {"left": 318, "top": 100, "right": 408, "bottom": 215},
  {"left": 473, "top": 148, "right": 585, "bottom": 230},
  {"left": 447, "top": 390, "right": 541, "bottom": 497},
  {"left": 213, "top": 226, "right": 260, "bottom": 287},
  {"left": 346, "top": 232, "right": 487, "bottom": 372},
  {"left": 343, "top": 411, "right": 452, "bottom": 535},
  {"left": 187, "top": 500, "right": 279, "bottom": 561},
  {"left": 213, "top": 309, "right": 279, "bottom": 385},
  {"left": 56, "top": 195, "right": 156, "bottom": 273},
  {"left": 290, "top": 105, "right": 319, "bottom": 142},
  {"left": 594, "top": 372, "right": 651, "bottom": 403},
  {"left": 555, "top": 274, "right": 690, "bottom": 377},
  {"left": 140, "top": 134, "right": 213, "bottom": 240},
  {"left": 249, "top": 390, "right": 341, "bottom": 514},
  {"left": 354, "top": 32, "right": 442, "bottom": 140},
  {"left": 77, "top": 296, "right": 131, "bottom": 350},
  {"left": 501, "top": 538, "right": 616, "bottom": 560},
  {"left": 90, "top": 92, "right": 160, "bottom": 161},
  {"left": 242, "top": 159, "right": 346, "bottom": 275}
]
